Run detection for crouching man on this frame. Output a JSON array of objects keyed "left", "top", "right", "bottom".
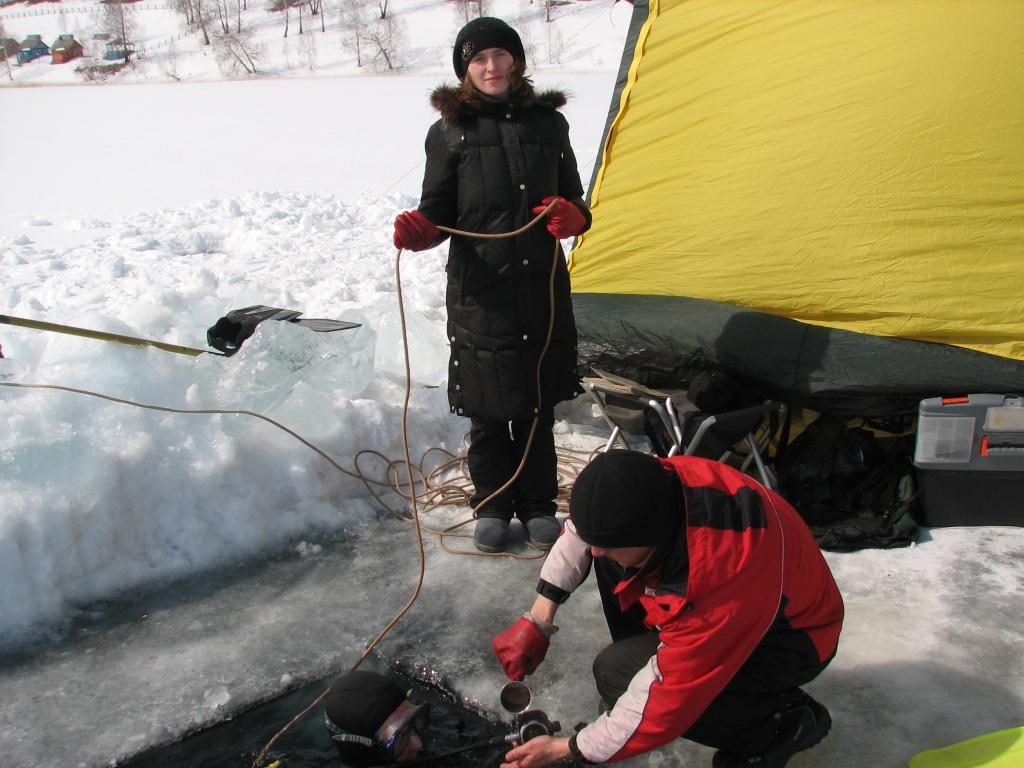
[{"left": 492, "top": 450, "right": 844, "bottom": 768}]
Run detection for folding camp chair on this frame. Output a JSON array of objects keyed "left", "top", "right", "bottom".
[{"left": 583, "top": 368, "right": 782, "bottom": 489}]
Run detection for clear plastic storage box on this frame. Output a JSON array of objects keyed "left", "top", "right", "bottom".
[{"left": 913, "top": 394, "right": 1024, "bottom": 527}]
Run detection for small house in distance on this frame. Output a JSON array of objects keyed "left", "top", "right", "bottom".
[
  {"left": 0, "top": 37, "right": 20, "bottom": 63},
  {"left": 18, "top": 35, "right": 49, "bottom": 63},
  {"left": 103, "top": 37, "right": 135, "bottom": 62},
  {"left": 51, "top": 35, "right": 84, "bottom": 64}
]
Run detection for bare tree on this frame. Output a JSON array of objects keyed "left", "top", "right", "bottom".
[
  {"left": 0, "top": 20, "right": 13, "bottom": 82},
  {"left": 195, "top": 0, "right": 212, "bottom": 45},
  {"left": 298, "top": 28, "right": 316, "bottom": 70},
  {"left": 451, "top": 1, "right": 484, "bottom": 30},
  {"left": 176, "top": 0, "right": 212, "bottom": 45},
  {"left": 213, "top": 27, "right": 261, "bottom": 73},
  {"left": 518, "top": 20, "right": 537, "bottom": 68},
  {"left": 339, "top": 0, "right": 364, "bottom": 67},
  {"left": 172, "top": 0, "right": 195, "bottom": 26},
  {"left": 365, "top": 14, "right": 404, "bottom": 70},
  {"left": 161, "top": 38, "right": 181, "bottom": 80},
  {"left": 308, "top": 0, "right": 325, "bottom": 33},
  {"left": 213, "top": 0, "right": 231, "bottom": 34},
  {"left": 280, "top": 0, "right": 290, "bottom": 38},
  {"left": 101, "top": 0, "right": 140, "bottom": 63},
  {"left": 377, "top": 0, "right": 387, "bottom": 19},
  {"left": 546, "top": 22, "right": 563, "bottom": 63}
]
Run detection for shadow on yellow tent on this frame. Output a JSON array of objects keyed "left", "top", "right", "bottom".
[{"left": 909, "top": 726, "right": 1024, "bottom": 768}]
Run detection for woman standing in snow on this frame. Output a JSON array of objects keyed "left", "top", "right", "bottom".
[{"left": 393, "top": 17, "right": 590, "bottom": 554}]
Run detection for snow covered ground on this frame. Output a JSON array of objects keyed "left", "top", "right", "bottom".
[{"left": 2, "top": 0, "right": 1023, "bottom": 766}]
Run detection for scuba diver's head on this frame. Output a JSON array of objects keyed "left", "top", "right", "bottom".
[
  {"left": 569, "top": 450, "right": 682, "bottom": 550},
  {"left": 325, "top": 671, "right": 430, "bottom": 766}
]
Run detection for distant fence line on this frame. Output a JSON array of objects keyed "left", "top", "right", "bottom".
[
  {"left": 0, "top": 3, "right": 173, "bottom": 19},
  {"left": 134, "top": 30, "right": 187, "bottom": 53}
]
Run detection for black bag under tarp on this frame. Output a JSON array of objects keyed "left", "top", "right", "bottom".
[{"left": 776, "top": 415, "right": 920, "bottom": 551}]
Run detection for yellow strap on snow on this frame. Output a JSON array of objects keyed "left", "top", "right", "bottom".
[{"left": 570, "top": 0, "right": 1024, "bottom": 362}]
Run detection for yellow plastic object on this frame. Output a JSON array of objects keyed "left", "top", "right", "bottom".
[
  {"left": 569, "top": 0, "right": 1024, "bottom": 362},
  {"left": 909, "top": 725, "right": 1024, "bottom": 768}
]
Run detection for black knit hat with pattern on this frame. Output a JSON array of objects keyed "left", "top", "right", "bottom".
[
  {"left": 452, "top": 17, "right": 525, "bottom": 80},
  {"left": 569, "top": 450, "right": 682, "bottom": 548},
  {"left": 325, "top": 671, "right": 407, "bottom": 766}
]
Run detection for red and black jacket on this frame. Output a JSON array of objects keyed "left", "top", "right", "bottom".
[{"left": 537, "top": 456, "right": 844, "bottom": 763}]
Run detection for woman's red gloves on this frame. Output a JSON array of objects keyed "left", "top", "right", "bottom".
[
  {"left": 393, "top": 210, "right": 440, "bottom": 251},
  {"left": 531, "top": 196, "right": 587, "bottom": 239},
  {"left": 492, "top": 616, "right": 551, "bottom": 680}
]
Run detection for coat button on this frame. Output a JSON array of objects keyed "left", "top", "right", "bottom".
[
  {"left": 453, "top": 360, "right": 459, "bottom": 367},
  {"left": 522, "top": 334, "right": 528, "bottom": 340},
  {"left": 455, "top": 384, "right": 461, "bottom": 390},
  {"left": 522, "top": 259, "right": 529, "bottom": 265},
  {"left": 450, "top": 336, "right": 455, "bottom": 342},
  {"left": 519, "top": 184, "right": 526, "bottom": 190},
  {"left": 458, "top": 408, "right": 464, "bottom": 414},
  {"left": 506, "top": 113, "right": 512, "bottom": 119}
]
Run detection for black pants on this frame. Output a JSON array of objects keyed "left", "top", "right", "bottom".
[
  {"left": 467, "top": 409, "right": 556, "bottom": 521},
  {"left": 592, "top": 558, "right": 831, "bottom": 754}
]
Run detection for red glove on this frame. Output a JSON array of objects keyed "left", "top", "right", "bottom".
[
  {"left": 393, "top": 210, "right": 440, "bottom": 251},
  {"left": 492, "top": 616, "right": 551, "bottom": 680},
  {"left": 531, "top": 196, "right": 587, "bottom": 239}
]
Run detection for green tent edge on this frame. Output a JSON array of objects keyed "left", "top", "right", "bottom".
[{"left": 909, "top": 724, "right": 1024, "bottom": 768}]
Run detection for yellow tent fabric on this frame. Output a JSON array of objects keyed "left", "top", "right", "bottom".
[{"left": 569, "top": 0, "right": 1024, "bottom": 362}]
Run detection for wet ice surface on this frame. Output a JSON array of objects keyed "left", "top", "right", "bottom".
[{"left": 1, "top": 499, "right": 1022, "bottom": 767}]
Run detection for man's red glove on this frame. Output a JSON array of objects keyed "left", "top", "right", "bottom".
[
  {"left": 531, "top": 196, "right": 587, "bottom": 239},
  {"left": 492, "top": 616, "right": 551, "bottom": 680},
  {"left": 393, "top": 210, "right": 440, "bottom": 251}
]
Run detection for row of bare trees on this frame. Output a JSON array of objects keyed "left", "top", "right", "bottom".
[
  {"left": 168, "top": 0, "right": 569, "bottom": 76},
  {"left": 167, "top": 0, "right": 408, "bottom": 73}
]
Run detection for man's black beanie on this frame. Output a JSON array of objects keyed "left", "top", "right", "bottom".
[
  {"left": 452, "top": 17, "right": 525, "bottom": 80},
  {"left": 570, "top": 450, "right": 682, "bottom": 548},
  {"left": 325, "top": 671, "right": 406, "bottom": 765}
]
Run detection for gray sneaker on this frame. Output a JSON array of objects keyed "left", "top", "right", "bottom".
[
  {"left": 473, "top": 518, "right": 509, "bottom": 553},
  {"left": 524, "top": 515, "right": 562, "bottom": 550}
]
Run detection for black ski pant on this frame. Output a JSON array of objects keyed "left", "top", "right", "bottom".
[
  {"left": 592, "top": 557, "right": 831, "bottom": 754},
  {"left": 467, "top": 409, "right": 557, "bottom": 521}
]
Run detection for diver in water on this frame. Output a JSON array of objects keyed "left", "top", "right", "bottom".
[
  {"left": 324, "top": 671, "right": 430, "bottom": 766},
  {"left": 324, "top": 671, "right": 552, "bottom": 767}
]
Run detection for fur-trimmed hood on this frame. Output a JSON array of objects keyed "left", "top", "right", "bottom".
[{"left": 430, "top": 83, "right": 569, "bottom": 124}]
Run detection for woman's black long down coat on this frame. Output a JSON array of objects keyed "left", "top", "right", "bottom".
[{"left": 418, "top": 84, "right": 591, "bottom": 422}]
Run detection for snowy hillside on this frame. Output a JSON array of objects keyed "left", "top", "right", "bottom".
[{"left": 0, "top": 0, "right": 631, "bottom": 86}]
